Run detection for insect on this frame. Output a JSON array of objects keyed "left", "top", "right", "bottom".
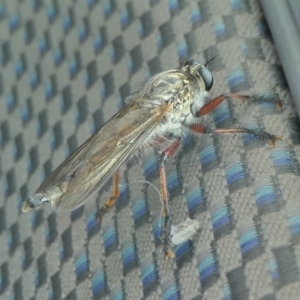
[{"left": 22, "top": 59, "right": 281, "bottom": 257}]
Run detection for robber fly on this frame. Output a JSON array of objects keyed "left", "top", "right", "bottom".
[{"left": 22, "top": 59, "right": 281, "bottom": 257}]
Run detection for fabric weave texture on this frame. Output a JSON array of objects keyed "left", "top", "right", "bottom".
[{"left": 0, "top": 0, "right": 300, "bottom": 299}]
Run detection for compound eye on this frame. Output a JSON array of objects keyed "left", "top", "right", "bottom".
[
  {"left": 198, "top": 67, "right": 213, "bottom": 91},
  {"left": 184, "top": 59, "right": 197, "bottom": 66}
]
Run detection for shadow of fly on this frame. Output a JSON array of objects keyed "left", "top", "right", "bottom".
[{"left": 22, "top": 59, "right": 282, "bottom": 258}]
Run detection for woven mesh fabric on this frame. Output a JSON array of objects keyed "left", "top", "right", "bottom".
[{"left": 0, "top": 0, "right": 300, "bottom": 299}]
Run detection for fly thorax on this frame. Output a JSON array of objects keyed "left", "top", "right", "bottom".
[
  {"left": 140, "top": 70, "right": 188, "bottom": 109},
  {"left": 170, "top": 79, "right": 206, "bottom": 124}
]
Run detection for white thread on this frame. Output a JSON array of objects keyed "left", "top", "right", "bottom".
[{"left": 119, "top": 180, "right": 167, "bottom": 235}]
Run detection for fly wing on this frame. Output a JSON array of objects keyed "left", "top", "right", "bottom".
[
  {"left": 49, "top": 100, "right": 171, "bottom": 212},
  {"left": 36, "top": 131, "right": 98, "bottom": 194},
  {"left": 36, "top": 98, "right": 138, "bottom": 194}
]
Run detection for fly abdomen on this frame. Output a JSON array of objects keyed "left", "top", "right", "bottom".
[
  {"left": 22, "top": 193, "right": 50, "bottom": 212},
  {"left": 22, "top": 184, "right": 65, "bottom": 212}
]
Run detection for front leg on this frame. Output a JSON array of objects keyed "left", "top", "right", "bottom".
[
  {"left": 192, "top": 93, "right": 282, "bottom": 146},
  {"left": 197, "top": 94, "right": 283, "bottom": 117}
]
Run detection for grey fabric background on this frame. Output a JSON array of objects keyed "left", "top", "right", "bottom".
[{"left": 0, "top": 0, "right": 300, "bottom": 299}]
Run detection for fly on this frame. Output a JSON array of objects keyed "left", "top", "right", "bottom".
[{"left": 22, "top": 59, "right": 282, "bottom": 257}]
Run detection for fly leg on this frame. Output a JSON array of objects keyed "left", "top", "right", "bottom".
[
  {"left": 159, "top": 138, "right": 182, "bottom": 259},
  {"left": 197, "top": 94, "right": 283, "bottom": 117},
  {"left": 96, "top": 171, "right": 120, "bottom": 223},
  {"left": 192, "top": 93, "right": 282, "bottom": 146},
  {"left": 189, "top": 124, "right": 281, "bottom": 147},
  {"left": 196, "top": 94, "right": 251, "bottom": 116}
]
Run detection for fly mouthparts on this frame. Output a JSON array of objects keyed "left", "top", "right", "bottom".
[{"left": 22, "top": 193, "right": 50, "bottom": 212}]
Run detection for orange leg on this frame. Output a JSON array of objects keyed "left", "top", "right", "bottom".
[
  {"left": 189, "top": 124, "right": 281, "bottom": 147},
  {"left": 159, "top": 139, "right": 182, "bottom": 259},
  {"left": 197, "top": 94, "right": 252, "bottom": 116},
  {"left": 197, "top": 93, "right": 282, "bottom": 117},
  {"left": 192, "top": 93, "right": 282, "bottom": 147},
  {"left": 189, "top": 124, "right": 207, "bottom": 133},
  {"left": 96, "top": 171, "right": 120, "bottom": 222},
  {"left": 159, "top": 139, "right": 181, "bottom": 217},
  {"left": 213, "top": 128, "right": 281, "bottom": 147}
]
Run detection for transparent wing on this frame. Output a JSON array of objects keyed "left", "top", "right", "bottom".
[
  {"left": 37, "top": 96, "right": 171, "bottom": 212},
  {"left": 36, "top": 99, "right": 138, "bottom": 193}
]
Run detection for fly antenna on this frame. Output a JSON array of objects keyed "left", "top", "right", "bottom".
[{"left": 205, "top": 55, "right": 218, "bottom": 67}]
